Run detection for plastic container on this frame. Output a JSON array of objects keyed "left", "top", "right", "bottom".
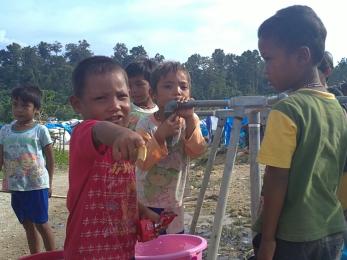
[
  {"left": 19, "top": 250, "right": 64, "bottom": 260},
  {"left": 19, "top": 234, "right": 207, "bottom": 260},
  {"left": 135, "top": 234, "right": 207, "bottom": 260}
]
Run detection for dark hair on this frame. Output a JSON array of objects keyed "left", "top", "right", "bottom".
[
  {"left": 72, "top": 56, "right": 128, "bottom": 97},
  {"left": 125, "top": 59, "right": 158, "bottom": 82},
  {"left": 11, "top": 85, "right": 43, "bottom": 109},
  {"left": 150, "top": 61, "right": 191, "bottom": 93},
  {"left": 258, "top": 5, "right": 326, "bottom": 65},
  {"left": 318, "top": 51, "right": 334, "bottom": 73}
]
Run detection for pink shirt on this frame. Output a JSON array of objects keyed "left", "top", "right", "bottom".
[{"left": 64, "top": 120, "right": 138, "bottom": 260}]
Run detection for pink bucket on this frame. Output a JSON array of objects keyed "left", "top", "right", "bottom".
[
  {"left": 135, "top": 234, "right": 207, "bottom": 260},
  {"left": 19, "top": 234, "right": 207, "bottom": 260},
  {"left": 19, "top": 250, "right": 64, "bottom": 260}
]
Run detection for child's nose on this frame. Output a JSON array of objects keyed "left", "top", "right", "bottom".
[
  {"left": 110, "top": 97, "right": 121, "bottom": 111},
  {"left": 173, "top": 86, "right": 182, "bottom": 96}
]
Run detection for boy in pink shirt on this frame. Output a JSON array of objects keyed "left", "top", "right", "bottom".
[{"left": 64, "top": 56, "right": 158, "bottom": 260}]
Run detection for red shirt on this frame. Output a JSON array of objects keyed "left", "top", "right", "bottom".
[{"left": 64, "top": 120, "right": 138, "bottom": 260}]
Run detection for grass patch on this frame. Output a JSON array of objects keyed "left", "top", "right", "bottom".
[
  {"left": 54, "top": 149, "right": 69, "bottom": 170},
  {"left": 0, "top": 170, "right": 2, "bottom": 179}
]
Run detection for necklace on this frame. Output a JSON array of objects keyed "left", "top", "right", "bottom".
[{"left": 304, "top": 82, "right": 324, "bottom": 88}]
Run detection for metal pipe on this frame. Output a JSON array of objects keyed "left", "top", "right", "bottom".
[
  {"left": 190, "top": 117, "right": 225, "bottom": 234},
  {"left": 248, "top": 111, "right": 261, "bottom": 225},
  {"left": 207, "top": 115, "right": 243, "bottom": 260},
  {"left": 164, "top": 94, "right": 288, "bottom": 117},
  {"left": 195, "top": 111, "right": 217, "bottom": 117}
]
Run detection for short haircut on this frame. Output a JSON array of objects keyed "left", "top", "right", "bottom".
[
  {"left": 258, "top": 5, "right": 326, "bottom": 65},
  {"left": 11, "top": 85, "right": 43, "bottom": 109},
  {"left": 150, "top": 61, "right": 191, "bottom": 93},
  {"left": 72, "top": 56, "right": 128, "bottom": 97},
  {"left": 318, "top": 51, "right": 334, "bottom": 73},
  {"left": 125, "top": 59, "right": 158, "bottom": 82}
]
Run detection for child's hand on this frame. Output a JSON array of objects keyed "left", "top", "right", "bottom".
[
  {"left": 112, "top": 129, "right": 145, "bottom": 162},
  {"left": 48, "top": 188, "right": 52, "bottom": 198},
  {"left": 138, "top": 203, "right": 160, "bottom": 223},
  {"left": 143, "top": 208, "right": 160, "bottom": 223},
  {"left": 257, "top": 239, "right": 276, "bottom": 260},
  {"left": 175, "top": 97, "right": 194, "bottom": 119},
  {"left": 155, "top": 114, "right": 181, "bottom": 144}
]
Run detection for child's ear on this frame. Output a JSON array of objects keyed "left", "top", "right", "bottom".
[
  {"left": 34, "top": 109, "right": 41, "bottom": 121},
  {"left": 69, "top": 96, "right": 82, "bottom": 113},
  {"left": 297, "top": 46, "right": 311, "bottom": 65},
  {"left": 325, "top": 67, "right": 332, "bottom": 78}
]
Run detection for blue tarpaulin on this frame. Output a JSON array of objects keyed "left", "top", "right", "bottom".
[
  {"left": 45, "top": 123, "right": 73, "bottom": 134},
  {"left": 200, "top": 116, "right": 249, "bottom": 147}
]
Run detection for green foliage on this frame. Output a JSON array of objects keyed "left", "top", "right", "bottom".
[
  {"left": 330, "top": 58, "right": 347, "bottom": 85},
  {"left": 0, "top": 40, "right": 346, "bottom": 123},
  {"left": 54, "top": 149, "right": 69, "bottom": 170}
]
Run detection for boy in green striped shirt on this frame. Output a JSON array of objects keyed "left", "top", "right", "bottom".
[{"left": 252, "top": 5, "right": 347, "bottom": 260}]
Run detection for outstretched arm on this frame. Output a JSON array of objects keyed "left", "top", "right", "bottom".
[{"left": 93, "top": 121, "right": 145, "bottom": 162}]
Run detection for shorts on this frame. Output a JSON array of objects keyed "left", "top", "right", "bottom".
[
  {"left": 11, "top": 189, "right": 49, "bottom": 224},
  {"left": 252, "top": 232, "right": 343, "bottom": 260},
  {"left": 148, "top": 206, "right": 185, "bottom": 234}
]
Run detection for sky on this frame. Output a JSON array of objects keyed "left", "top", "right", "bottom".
[{"left": 0, "top": 0, "right": 346, "bottom": 64}]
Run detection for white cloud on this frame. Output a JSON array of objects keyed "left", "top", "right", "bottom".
[
  {"left": 0, "top": 29, "right": 27, "bottom": 47},
  {"left": 0, "top": 0, "right": 346, "bottom": 62}
]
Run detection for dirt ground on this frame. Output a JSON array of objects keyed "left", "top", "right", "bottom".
[{"left": 0, "top": 151, "right": 256, "bottom": 260}]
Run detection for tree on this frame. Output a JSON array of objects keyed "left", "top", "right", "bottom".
[
  {"left": 21, "top": 46, "right": 40, "bottom": 85},
  {"left": 153, "top": 53, "right": 165, "bottom": 63},
  {"left": 330, "top": 58, "right": 347, "bottom": 85},
  {"left": 65, "top": 40, "right": 93, "bottom": 64},
  {"left": 185, "top": 54, "right": 211, "bottom": 99},
  {"left": 113, "top": 43, "right": 129, "bottom": 66},
  {"left": 51, "top": 41, "right": 63, "bottom": 56},
  {"left": 0, "top": 39, "right": 346, "bottom": 123},
  {"left": 37, "top": 41, "right": 52, "bottom": 61},
  {"left": 128, "top": 45, "right": 148, "bottom": 64},
  {"left": 0, "top": 43, "right": 23, "bottom": 87},
  {"left": 212, "top": 49, "right": 225, "bottom": 68}
]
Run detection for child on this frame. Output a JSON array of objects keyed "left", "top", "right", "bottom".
[
  {"left": 136, "top": 61, "right": 206, "bottom": 234},
  {"left": 252, "top": 5, "right": 347, "bottom": 260},
  {"left": 318, "top": 51, "right": 334, "bottom": 88},
  {"left": 125, "top": 59, "right": 159, "bottom": 130},
  {"left": 64, "top": 56, "right": 158, "bottom": 260},
  {"left": 0, "top": 85, "right": 55, "bottom": 254}
]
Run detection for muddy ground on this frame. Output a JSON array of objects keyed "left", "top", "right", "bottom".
[{"left": 0, "top": 151, "right": 257, "bottom": 260}]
